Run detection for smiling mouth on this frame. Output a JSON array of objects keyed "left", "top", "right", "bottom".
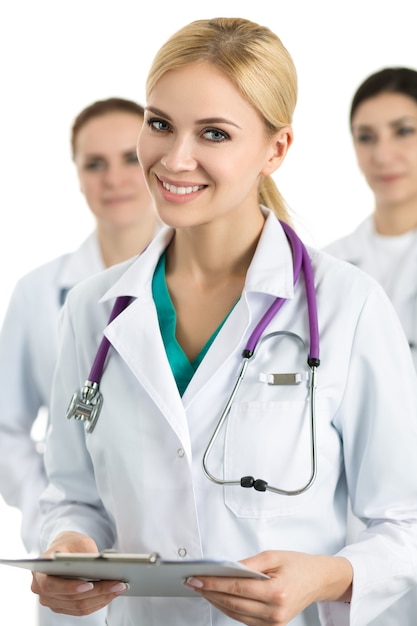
[{"left": 162, "top": 181, "right": 205, "bottom": 195}]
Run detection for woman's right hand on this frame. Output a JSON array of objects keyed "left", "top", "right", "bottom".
[{"left": 31, "top": 531, "right": 129, "bottom": 616}]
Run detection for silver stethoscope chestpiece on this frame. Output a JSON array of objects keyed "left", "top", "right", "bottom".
[{"left": 66, "top": 380, "right": 103, "bottom": 433}]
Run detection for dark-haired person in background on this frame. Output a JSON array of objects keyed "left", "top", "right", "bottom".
[
  {"left": 325, "top": 67, "right": 417, "bottom": 624},
  {"left": 326, "top": 67, "right": 417, "bottom": 364}
]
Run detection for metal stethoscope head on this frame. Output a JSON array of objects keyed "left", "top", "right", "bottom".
[
  {"left": 66, "top": 221, "right": 320, "bottom": 496},
  {"left": 201, "top": 330, "right": 318, "bottom": 496}
]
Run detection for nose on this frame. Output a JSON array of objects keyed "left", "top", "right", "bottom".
[
  {"left": 371, "top": 137, "right": 396, "bottom": 166},
  {"left": 102, "top": 163, "right": 127, "bottom": 187},
  {"left": 161, "top": 137, "right": 197, "bottom": 172}
]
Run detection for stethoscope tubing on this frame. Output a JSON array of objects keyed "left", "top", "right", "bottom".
[
  {"left": 202, "top": 222, "right": 320, "bottom": 496},
  {"left": 67, "top": 219, "right": 320, "bottom": 491},
  {"left": 202, "top": 330, "right": 318, "bottom": 496}
]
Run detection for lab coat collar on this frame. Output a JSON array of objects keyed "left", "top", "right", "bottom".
[
  {"left": 345, "top": 216, "right": 417, "bottom": 299},
  {"left": 342, "top": 216, "right": 374, "bottom": 266},
  {"left": 57, "top": 233, "right": 104, "bottom": 289},
  {"left": 100, "top": 209, "right": 295, "bottom": 303},
  {"left": 99, "top": 211, "right": 298, "bottom": 433},
  {"left": 245, "top": 208, "right": 295, "bottom": 299},
  {"left": 55, "top": 233, "right": 105, "bottom": 306},
  {"left": 99, "top": 227, "right": 174, "bottom": 303}
]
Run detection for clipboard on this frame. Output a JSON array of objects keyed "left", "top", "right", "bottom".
[{"left": 0, "top": 552, "right": 269, "bottom": 597}]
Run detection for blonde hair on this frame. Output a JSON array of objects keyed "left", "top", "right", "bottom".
[{"left": 145, "top": 17, "right": 297, "bottom": 223}]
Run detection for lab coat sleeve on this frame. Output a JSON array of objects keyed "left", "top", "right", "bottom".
[
  {"left": 39, "top": 301, "right": 116, "bottom": 553},
  {"left": 320, "top": 282, "right": 417, "bottom": 625},
  {"left": 0, "top": 281, "right": 47, "bottom": 552}
]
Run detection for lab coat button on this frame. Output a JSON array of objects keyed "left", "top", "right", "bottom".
[
  {"left": 177, "top": 448, "right": 185, "bottom": 458},
  {"left": 178, "top": 547, "right": 187, "bottom": 557}
]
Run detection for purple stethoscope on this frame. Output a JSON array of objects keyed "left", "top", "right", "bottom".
[{"left": 67, "top": 221, "right": 320, "bottom": 496}]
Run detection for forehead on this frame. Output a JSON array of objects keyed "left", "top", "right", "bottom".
[
  {"left": 75, "top": 112, "right": 142, "bottom": 153},
  {"left": 352, "top": 92, "right": 417, "bottom": 128},
  {"left": 147, "top": 61, "right": 261, "bottom": 126}
]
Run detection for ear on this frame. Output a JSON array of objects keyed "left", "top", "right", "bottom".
[{"left": 261, "top": 126, "right": 293, "bottom": 176}]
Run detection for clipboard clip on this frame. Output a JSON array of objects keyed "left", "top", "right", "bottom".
[{"left": 53, "top": 551, "right": 161, "bottom": 563}]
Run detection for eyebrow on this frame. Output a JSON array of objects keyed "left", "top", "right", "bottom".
[
  {"left": 352, "top": 115, "right": 417, "bottom": 132},
  {"left": 145, "top": 106, "right": 241, "bottom": 129},
  {"left": 82, "top": 148, "right": 137, "bottom": 160}
]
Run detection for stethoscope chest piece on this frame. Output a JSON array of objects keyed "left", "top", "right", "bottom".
[
  {"left": 65, "top": 221, "right": 320, "bottom": 496},
  {"left": 66, "top": 380, "right": 103, "bottom": 433}
]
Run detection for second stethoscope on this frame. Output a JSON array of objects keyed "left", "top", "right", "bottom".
[{"left": 66, "top": 220, "right": 320, "bottom": 496}]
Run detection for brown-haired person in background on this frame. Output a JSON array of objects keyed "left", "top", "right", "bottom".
[{"left": 0, "top": 96, "right": 160, "bottom": 626}]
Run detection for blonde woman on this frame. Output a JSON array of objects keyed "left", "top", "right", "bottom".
[{"left": 32, "top": 20, "right": 417, "bottom": 625}]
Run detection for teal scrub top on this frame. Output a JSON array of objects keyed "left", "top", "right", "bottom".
[{"left": 152, "top": 252, "right": 234, "bottom": 396}]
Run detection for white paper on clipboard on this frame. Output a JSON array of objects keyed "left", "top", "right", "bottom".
[{"left": 0, "top": 552, "right": 269, "bottom": 597}]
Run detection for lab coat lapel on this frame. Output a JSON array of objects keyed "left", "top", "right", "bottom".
[
  {"left": 183, "top": 212, "right": 295, "bottom": 404},
  {"left": 182, "top": 298, "right": 250, "bottom": 404},
  {"left": 104, "top": 295, "right": 191, "bottom": 446},
  {"left": 58, "top": 234, "right": 104, "bottom": 291},
  {"left": 100, "top": 216, "right": 294, "bottom": 441}
]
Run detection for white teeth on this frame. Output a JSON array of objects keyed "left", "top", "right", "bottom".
[{"left": 162, "top": 182, "right": 202, "bottom": 194}]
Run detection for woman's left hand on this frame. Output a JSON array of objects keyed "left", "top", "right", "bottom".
[{"left": 183, "top": 550, "right": 352, "bottom": 625}]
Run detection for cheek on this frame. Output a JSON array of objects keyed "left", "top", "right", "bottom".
[
  {"left": 137, "top": 136, "right": 155, "bottom": 173},
  {"left": 354, "top": 150, "right": 371, "bottom": 174},
  {"left": 77, "top": 168, "right": 98, "bottom": 195},
  {"left": 79, "top": 178, "right": 100, "bottom": 204},
  {"left": 406, "top": 145, "right": 417, "bottom": 168},
  {"left": 220, "top": 151, "right": 266, "bottom": 188},
  {"left": 134, "top": 170, "right": 152, "bottom": 194},
  {"left": 76, "top": 169, "right": 87, "bottom": 195}
]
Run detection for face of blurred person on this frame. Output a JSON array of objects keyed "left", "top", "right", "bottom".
[
  {"left": 351, "top": 92, "right": 417, "bottom": 212},
  {"left": 74, "top": 111, "right": 152, "bottom": 231}
]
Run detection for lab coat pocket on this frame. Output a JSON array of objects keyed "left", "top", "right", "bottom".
[{"left": 223, "top": 400, "right": 316, "bottom": 518}]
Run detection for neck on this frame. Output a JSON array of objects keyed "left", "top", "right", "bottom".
[
  {"left": 166, "top": 209, "right": 265, "bottom": 282},
  {"left": 97, "top": 214, "right": 160, "bottom": 267},
  {"left": 374, "top": 200, "right": 417, "bottom": 236}
]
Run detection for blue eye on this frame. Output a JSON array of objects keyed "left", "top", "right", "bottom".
[
  {"left": 146, "top": 118, "right": 172, "bottom": 132},
  {"left": 203, "top": 128, "right": 230, "bottom": 142}
]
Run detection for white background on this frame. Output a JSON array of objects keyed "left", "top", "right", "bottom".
[{"left": 0, "top": 0, "right": 416, "bottom": 622}]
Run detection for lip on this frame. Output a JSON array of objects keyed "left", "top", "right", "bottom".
[
  {"left": 376, "top": 173, "right": 404, "bottom": 184},
  {"left": 158, "top": 174, "right": 207, "bottom": 189},
  {"left": 155, "top": 175, "right": 207, "bottom": 203}
]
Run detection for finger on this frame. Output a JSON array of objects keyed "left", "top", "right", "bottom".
[
  {"left": 32, "top": 573, "right": 128, "bottom": 597},
  {"left": 184, "top": 576, "right": 277, "bottom": 623},
  {"left": 38, "top": 593, "right": 111, "bottom": 617},
  {"left": 36, "top": 582, "right": 129, "bottom": 617},
  {"left": 240, "top": 551, "right": 278, "bottom": 574},
  {"left": 201, "top": 592, "right": 267, "bottom": 626},
  {"left": 185, "top": 575, "right": 269, "bottom": 601}
]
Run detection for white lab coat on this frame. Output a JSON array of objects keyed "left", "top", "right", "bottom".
[
  {"left": 0, "top": 233, "right": 107, "bottom": 626},
  {"left": 324, "top": 216, "right": 417, "bottom": 369},
  {"left": 41, "top": 212, "right": 417, "bottom": 626},
  {"left": 324, "top": 215, "right": 417, "bottom": 624}
]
